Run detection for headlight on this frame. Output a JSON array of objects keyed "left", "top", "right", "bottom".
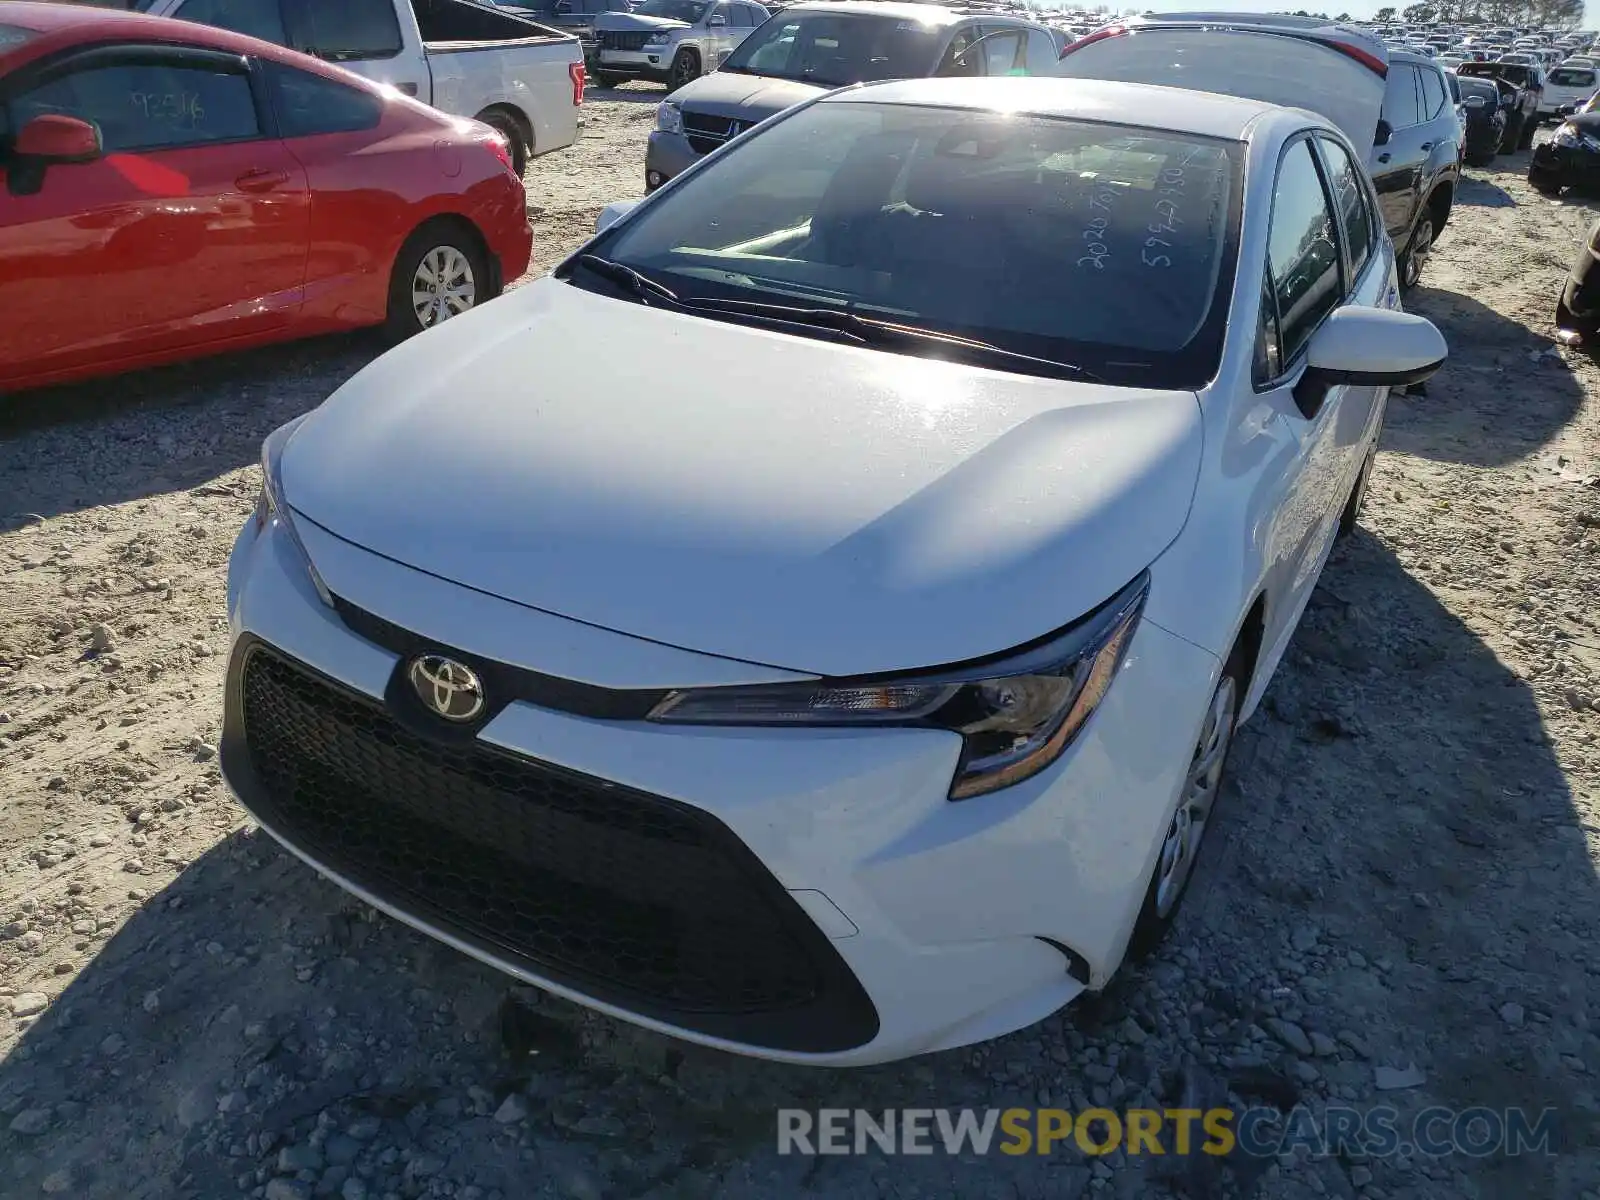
[
  {"left": 1554, "top": 122, "right": 1581, "bottom": 146},
  {"left": 254, "top": 416, "right": 333, "bottom": 608},
  {"left": 646, "top": 31, "right": 670, "bottom": 44},
  {"left": 648, "top": 573, "right": 1149, "bottom": 800},
  {"left": 655, "top": 101, "right": 683, "bottom": 135}
]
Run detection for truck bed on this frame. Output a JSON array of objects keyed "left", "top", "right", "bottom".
[{"left": 412, "top": 0, "right": 576, "bottom": 50}]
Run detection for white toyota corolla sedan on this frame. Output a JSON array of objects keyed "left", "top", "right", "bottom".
[{"left": 224, "top": 75, "right": 1445, "bottom": 1066}]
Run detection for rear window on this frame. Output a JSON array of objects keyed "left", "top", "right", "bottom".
[
  {"left": 595, "top": 101, "right": 1242, "bottom": 388},
  {"left": 282, "top": 0, "right": 403, "bottom": 60},
  {"left": 721, "top": 13, "right": 943, "bottom": 84},
  {"left": 1457, "top": 77, "right": 1499, "bottom": 103},
  {"left": 1551, "top": 67, "right": 1596, "bottom": 87}
]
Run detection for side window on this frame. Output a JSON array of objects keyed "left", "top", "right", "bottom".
[
  {"left": 1027, "top": 29, "right": 1057, "bottom": 72},
  {"left": 11, "top": 55, "right": 260, "bottom": 154},
  {"left": 1419, "top": 65, "right": 1447, "bottom": 119},
  {"left": 728, "top": 5, "right": 752, "bottom": 26},
  {"left": 174, "top": 0, "right": 287, "bottom": 45},
  {"left": 980, "top": 30, "right": 1027, "bottom": 76},
  {"left": 282, "top": 0, "right": 403, "bottom": 61},
  {"left": 936, "top": 28, "right": 982, "bottom": 77},
  {"left": 1264, "top": 139, "right": 1342, "bottom": 373},
  {"left": 746, "top": 4, "right": 769, "bottom": 23},
  {"left": 1317, "top": 136, "right": 1374, "bottom": 281},
  {"left": 264, "top": 61, "right": 383, "bottom": 137},
  {"left": 1382, "top": 64, "right": 1422, "bottom": 128},
  {"left": 1254, "top": 272, "right": 1282, "bottom": 383}
]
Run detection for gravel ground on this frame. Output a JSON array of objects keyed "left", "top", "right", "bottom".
[{"left": 2, "top": 106, "right": 1600, "bottom": 1200}]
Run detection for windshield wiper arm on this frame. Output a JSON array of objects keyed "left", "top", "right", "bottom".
[
  {"left": 683, "top": 299, "right": 1108, "bottom": 382},
  {"left": 571, "top": 254, "right": 684, "bottom": 308}
]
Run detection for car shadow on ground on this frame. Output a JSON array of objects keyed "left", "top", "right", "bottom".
[
  {"left": 1383, "top": 284, "right": 1586, "bottom": 467},
  {"left": 1455, "top": 174, "right": 1518, "bottom": 207},
  {"left": 0, "top": 541, "right": 1593, "bottom": 1198},
  {"left": 592, "top": 82, "right": 670, "bottom": 103},
  {"left": 0, "top": 334, "right": 378, "bottom": 524}
]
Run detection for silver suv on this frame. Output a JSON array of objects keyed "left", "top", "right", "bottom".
[
  {"left": 645, "top": 1, "right": 1059, "bottom": 190},
  {"left": 594, "top": 0, "right": 770, "bottom": 89}
]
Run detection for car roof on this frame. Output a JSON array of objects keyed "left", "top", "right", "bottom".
[
  {"left": 0, "top": 0, "right": 404, "bottom": 105},
  {"left": 823, "top": 76, "right": 1283, "bottom": 141},
  {"left": 777, "top": 1, "right": 969, "bottom": 25}
]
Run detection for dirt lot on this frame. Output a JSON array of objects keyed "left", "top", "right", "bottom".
[{"left": 3, "top": 96, "right": 1600, "bottom": 1200}]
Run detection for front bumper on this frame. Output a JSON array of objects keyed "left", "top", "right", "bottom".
[
  {"left": 598, "top": 48, "right": 671, "bottom": 81},
  {"left": 222, "top": 514, "right": 1221, "bottom": 1065},
  {"left": 1531, "top": 140, "right": 1600, "bottom": 186},
  {"left": 645, "top": 129, "right": 701, "bottom": 190}
]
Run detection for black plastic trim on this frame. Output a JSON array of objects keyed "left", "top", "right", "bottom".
[{"left": 221, "top": 635, "right": 881, "bottom": 1054}]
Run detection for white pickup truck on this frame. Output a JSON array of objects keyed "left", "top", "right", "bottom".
[{"left": 136, "top": 0, "right": 586, "bottom": 176}]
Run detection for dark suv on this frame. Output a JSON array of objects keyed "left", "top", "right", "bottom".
[
  {"left": 1457, "top": 60, "right": 1544, "bottom": 150},
  {"left": 1377, "top": 49, "right": 1464, "bottom": 289}
]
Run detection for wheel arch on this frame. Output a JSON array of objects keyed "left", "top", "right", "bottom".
[{"left": 473, "top": 102, "right": 535, "bottom": 158}]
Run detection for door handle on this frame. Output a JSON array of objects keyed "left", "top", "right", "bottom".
[
  {"left": 235, "top": 169, "right": 290, "bottom": 192},
  {"left": 397, "top": 82, "right": 420, "bottom": 97},
  {"left": 1420, "top": 141, "right": 1433, "bottom": 150},
  {"left": 1377, "top": 152, "right": 1392, "bottom": 162}
]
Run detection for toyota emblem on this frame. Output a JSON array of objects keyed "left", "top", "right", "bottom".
[{"left": 408, "top": 654, "right": 485, "bottom": 722}]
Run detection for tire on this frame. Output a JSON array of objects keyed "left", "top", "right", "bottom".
[
  {"left": 386, "top": 221, "right": 492, "bottom": 343},
  {"left": 477, "top": 111, "right": 528, "bottom": 179},
  {"left": 1127, "top": 651, "right": 1244, "bottom": 958},
  {"left": 1338, "top": 443, "right": 1377, "bottom": 540},
  {"left": 1500, "top": 113, "right": 1524, "bottom": 154},
  {"left": 596, "top": 71, "right": 628, "bottom": 88},
  {"left": 667, "top": 48, "right": 700, "bottom": 93},
  {"left": 1399, "top": 208, "right": 1434, "bottom": 293}
]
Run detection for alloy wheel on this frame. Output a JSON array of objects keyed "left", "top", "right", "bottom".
[
  {"left": 1154, "top": 675, "right": 1237, "bottom": 918},
  {"left": 411, "top": 246, "right": 477, "bottom": 329}
]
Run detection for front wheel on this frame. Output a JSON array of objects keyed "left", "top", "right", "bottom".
[
  {"left": 667, "top": 48, "right": 700, "bottom": 93},
  {"left": 1127, "top": 660, "right": 1242, "bottom": 957},
  {"left": 386, "top": 223, "right": 491, "bottom": 342},
  {"left": 1500, "top": 113, "right": 1524, "bottom": 154}
]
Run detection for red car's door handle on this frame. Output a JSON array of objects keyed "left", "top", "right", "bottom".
[{"left": 235, "top": 169, "right": 291, "bottom": 192}]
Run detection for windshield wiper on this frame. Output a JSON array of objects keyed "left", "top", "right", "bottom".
[
  {"left": 571, "top": 254, "right": 685, "bottom": 308},
  {"left": 682, "top": 299, "right": 1108, "bottom": 382}
]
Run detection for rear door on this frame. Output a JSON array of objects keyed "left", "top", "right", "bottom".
[
  {"left": 0, "top": 42, "right": 309, "bottom": 384},
  {"left": 1374, "top": 62, "right": 1426, "bottom": 240},
  {"left": 1056, "top": 17, "right": 1387, "bottom": 148}
]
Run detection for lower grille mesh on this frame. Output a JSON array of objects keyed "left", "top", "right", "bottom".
[{"left": 235, "top": 645, "right": 878, "bottom": 1047}]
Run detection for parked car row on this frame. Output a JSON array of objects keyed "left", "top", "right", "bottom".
[{"left": 213, "top": 14, "right": 1448, "bottom": 1066}]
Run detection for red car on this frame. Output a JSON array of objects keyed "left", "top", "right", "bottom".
[{"left": 0, "top": 3, "right": 532, "bottom": 393}]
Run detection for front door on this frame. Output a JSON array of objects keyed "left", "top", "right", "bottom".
[
  {"left": 1373, "top": 63, "right": 1428, "bottom": 240},
  {"left": 0, "top": 44, "right": 309, "bottom": 386}
]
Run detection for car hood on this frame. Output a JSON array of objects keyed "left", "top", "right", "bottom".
[
  {"left": 283, "top": 278, "right": 1203, "bottom": 677},
  {"left": 594, "top": 13, "right": 689, "bottom": 31},
  {"left": 672, "top": 70, "right": 826, "bottom": 120}
]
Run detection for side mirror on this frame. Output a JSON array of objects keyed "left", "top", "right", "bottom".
[
  {"left": 1374, "top": 119, "right": 1392, "bottom": 146},
  {"left": 15, "top": 114, "right": 102, "bottom": 164},
  {"left": 707, "top": 12, "right": 726, "bottom": 24},
  {"left": 1295, "top": 306, "right": 1447, "bottom": 417},
  {"left": 595, "top": 198, "right": 641, "bottom": 233}
]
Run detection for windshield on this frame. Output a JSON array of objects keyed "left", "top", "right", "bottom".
[
  {"left": 586, "top": 101, "right": 1241, "bottom": 387},
  {"left": 1551, "top": 67, "right": 1597, "bottom": 87},
  {"left": 633, "top": 0, "right": 707, "bottom": 21},
  {"left": 721, "top": 13, "right": 944, "bottom": 85}
]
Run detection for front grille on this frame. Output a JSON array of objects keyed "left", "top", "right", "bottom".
[
  {"left": 683, "top": 111, "right": 736, "bottom": 156},
  {"left": 230, "top": 643, "right": 878, "bottom": 1052},
  {"left": 600, "top": 30, "right": 650, "bottom": 51}
]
